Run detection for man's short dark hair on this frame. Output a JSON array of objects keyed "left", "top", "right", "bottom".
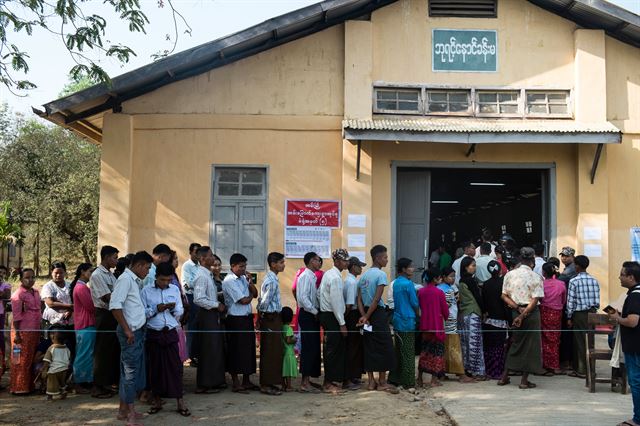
[
  {"left": 189, "top": 243, "right": 202, "bottom": 253},
  {"left": 574, "top": 255, "right": 590, "bottom": 270},
  {"left": 152, "top": 243, "right": 172, "bottom": 256},
  {"left": 622, "top": 261, "right": 640, "bottom": 283},
  {"left": 480, "top": 242, "right": 492, "bottom": 255},
  {"left": 156, "top": 261, "right": 175, "bottom": 277},
  {"left": 100, "top": 245, "right": 119, "bottom": 260},
  {"left": 131, "top": 251, "right": 153, "bottom": 267},
  {"left": 20, "top": 268, "right": 34, "bottom": 279},
  {"left": 533, "top": 244, "right": 544, "bottom": 256},
  {"left": 0, "top": 265, "right": 7, "bottom": 273},
  {"left": 230, "top": 253, "right": 248, "bottom": 266},
  {"left": 51, "top": 261, "right": 66, "bottom": 272},
  {"left": 267, "top": 252, "right": 285, "bottom": 267},
  {"left": 196, "top": 246, "right": 211, "bottom": 258},
  {"left": 303, "top": 252, "right": 318, "bottom": 266},
  {"left": 370, "top": 245, "right": 387, "bottom": 259}
]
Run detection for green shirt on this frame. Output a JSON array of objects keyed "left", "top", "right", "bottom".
[
  {"left": 458, "top": 281, "right": 481, "bottom": 316},
  {"left": 439, "top": 252, "right": 453, "bottom": 270}
]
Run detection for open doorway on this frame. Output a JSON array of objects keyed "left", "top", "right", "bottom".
[{"left": 396, "top": 166, "right": 552, "bottom": 278}]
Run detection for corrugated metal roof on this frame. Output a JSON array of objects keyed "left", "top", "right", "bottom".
[{"left": 343, "top": 118, "right": 621, "bottom": 133}]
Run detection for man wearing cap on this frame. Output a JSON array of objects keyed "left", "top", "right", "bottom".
[
  {"left": 557, "top": 246, "right": 577, "bottom": 370},
  {"left": 344, "top": 256, "right": 366, "bottom": 388},
  {"left": 499, "top": 247, "right": 545, "bottom": 389},
  {"left": 318, "top": 249, "right": 351, "bottom": 394}
]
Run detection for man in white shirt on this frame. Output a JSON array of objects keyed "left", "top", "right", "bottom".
[
  {"left": 475, "top": 243, "right": 494, "bottom": 284},
  {"left": 475, "top": 229, "right": 497, "bottom": 259},
  {"left": 109, "top": 251, "right": 152, "bottom": 425},
  {"left": 296, "top": 251, "right": 323, "bottom": 392},
  {"left": 222, "top": 253, "right": 258, "bottom": 393},
  {"left": 453, "top": 241, "right": 476, "bottom": 285},
  {"left": 533, "top": 244, "right": 545, "bottom": 276},
  {"left": 318, "top": 249, "right": 351, "bottom": 393},
  {"left": 140, "top": 261, "right": 188, "bottom": 415},
  {"left": 192, "top": 246, "right": 226, "bottom": 393},
  {"left": 180, "top": 242, "right": 201, "bottom": 364},
  {"left": 344, "top": 256, "right": 366, "bottom": 387}
]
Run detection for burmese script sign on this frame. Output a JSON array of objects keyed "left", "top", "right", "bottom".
[
  {"left": 285, "top": 199, "right": 341, "bottom": 228},
  {"left": 432, "top": 29, "right": 498, "bottom": 72}
]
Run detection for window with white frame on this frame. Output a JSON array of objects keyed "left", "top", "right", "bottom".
[
  {"left": 211, "top": 167, "right": 267, "bottom": 271},
  {"left": 426, "top": 90, "right": 471, "bottom": 114},
  {"left": 477, "top": 91, "right": 519, "bottom": 115},
  {"left": 374, "top": 88, "right": 421, "bottom": 114},
  {"left": 372, "top": 86, "right": 571, "bottom": 118},
  {"left": 526, "top": 91, "right": 570, "bottom": 116}
]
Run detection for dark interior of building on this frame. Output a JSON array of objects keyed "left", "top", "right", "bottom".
[{"left": 428, "top": 168, "right": 546, "bottom": 253}]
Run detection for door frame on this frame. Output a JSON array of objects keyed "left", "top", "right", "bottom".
[{"left": 390, "top": 161, "right": 557, "bottom": 275}]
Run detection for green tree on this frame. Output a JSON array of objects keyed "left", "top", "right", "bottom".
[
  {"left": 0, "top": 0, "right": 190, "bottom": 94},
  {"left": 0, "top": 201, "right": 22, "bottom": 249},
  {"left": 0, "top": 115, "right": 99, "bottom": 266}
]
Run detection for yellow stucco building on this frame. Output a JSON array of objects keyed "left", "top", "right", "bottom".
[{"left": 39, "top": 0, "right": 640, "bottom": 306}]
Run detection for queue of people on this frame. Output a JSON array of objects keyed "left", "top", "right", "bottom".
[{"left": 0, "top": 237, "right": 638, "bottom": 426}]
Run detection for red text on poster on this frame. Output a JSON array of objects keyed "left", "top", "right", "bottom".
[{"left": 285, "top": 199, "right": 341, "bottom": 228}]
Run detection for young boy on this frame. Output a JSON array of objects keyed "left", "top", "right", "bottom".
[{"left": 42, "top": 328, "right": 71, "bottom": 400}]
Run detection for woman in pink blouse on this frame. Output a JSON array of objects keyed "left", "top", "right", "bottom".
[
  {"left": 71, "top": 263, "right": 95, "bottom": 393},
  {"left": 10, "top": 268, "right": 42, "bottom": 394},
  {"left": 540, "top": 262, "right": 567, "bottom": 375}
]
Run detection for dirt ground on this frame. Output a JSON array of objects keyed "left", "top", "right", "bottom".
[{"left": 0, "top": 366, "right": 452, "bottom": 425}]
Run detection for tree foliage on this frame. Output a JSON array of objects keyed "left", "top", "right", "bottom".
[
  {"left": 0, "top": 104, "right": 99, "bottom": 266},
  {"left": 0, "top": 0, "right": 190, "bottom": 94}
]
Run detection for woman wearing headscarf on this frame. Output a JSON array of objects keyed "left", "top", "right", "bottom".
[
  {"left": 458, "top": 256, "right": 486, "bottom": 380},
  {"left": 481, "top": 260, "right": 510, "bottom": 379}
]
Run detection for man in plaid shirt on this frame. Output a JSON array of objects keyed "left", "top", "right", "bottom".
[{"left": 566, "top": 255, "right": 600, "bottom": 377}]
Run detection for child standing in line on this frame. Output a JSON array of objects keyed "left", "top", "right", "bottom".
[
  {"left": 42, "top": 329, "right": 71, "bottom": 401},
  {"left": 281, "top": 307, "right": 298, "bottom": 391}
]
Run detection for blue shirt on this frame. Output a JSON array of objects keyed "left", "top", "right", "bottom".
[
  {"left": 358, "top": 267, "right": 387, "bottom": 308},
  {"left": 222, "top": 272, "right": 252, "bottom": 316},
  {"left": 257, "top": 271, "right": 282, "bottom": 313},
  {"left": 142, "top": 263, "right": 156, "bottom": 289},
  {"left": 140, "top": 283, "right": 183, "bottom": 331},
  {"left": 391, "top": 276, "right": 419, "bottom": 332}
]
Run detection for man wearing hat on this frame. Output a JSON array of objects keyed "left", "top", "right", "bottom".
[
  {"left": 344, "top": 256, "right": 366, "bottom": 388},
  {"left": 318, "top": 249, "right": 351, "bottom": 394},
  {"left": 557, "top": 246, "right": 577, "bottom": 370}
]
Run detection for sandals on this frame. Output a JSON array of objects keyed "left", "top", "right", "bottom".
[
  {"left": 243, "top": 383, "right": 260, "bottom": 391},
  {"left": 177, "top": 408, "right": 191, "bottom": 417},
  {"left": 567, "top": 371, "right": 586, "bottom": 379},
  {"left": 231, "top": 387, "right": 250, "bottom": 394},
  {"left": 260, "top": 387, "right": 282, "bottom": 396},
  {"left": 195, "top": 388, "right": 220, "bottom": 394},
  {"left": 377, "top": 385, "right": 399, "bottom": 395},
  {"left": 298, "top": 386, "right": 320, "bottom": 394},
  {"left": 148, "top": 406, "right": 163, "bottom": 415},
  {"left": 496, "top": 378, "right": 511, "bottom": 386},
  {"left": 542, "top": 371, "right": 554, "bottom": 377},
  {"left": 518, "top": 382, "right": 537, "bottom": 390}
]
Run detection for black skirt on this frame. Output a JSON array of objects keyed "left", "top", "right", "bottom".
[
  {"left": 145, "top": 328, "right": 183, "bottom": 398},
  {"left": 363, "top": 308, "right": 395, "bottom": 373},
  {"left": 196, "top": 308, "right": 226, "bottom": 388},
  {"left": 298, "top": 308, "right": 321, "bottom": 377},
  {"left": 93, "top": 308, "right": 120, "bottom": 387},
  {"left": 345, "top": 309, "right": 364, "bottom": 380},
  {"left": 225, "top": 314, "right": 256, "bottom": 375}
]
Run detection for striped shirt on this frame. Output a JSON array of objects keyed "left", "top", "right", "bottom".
[
  {"left": 257, "top": 271, "right": 281, "bottom": 313},
  {"left": 566, "top": 272, "right": 600, "bottom": 318},
  {"left": 193, "top": 265, "right": 219, "bottom": 311}
]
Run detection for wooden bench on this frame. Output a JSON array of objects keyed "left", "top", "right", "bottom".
[{"left": 585, "top": 313, "right": 628, "bottom": 394}]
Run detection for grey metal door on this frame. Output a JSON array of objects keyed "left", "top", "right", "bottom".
[{"left": 396, "top": 170, "right": 431, "bottom": 283}]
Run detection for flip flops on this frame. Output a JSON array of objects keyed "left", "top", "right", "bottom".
[
  {"left": 177, "top": 408, "right": 191, "bottom": 417},
  {"left": 518, "top": 382, "right": 537, "bottom": 390}
]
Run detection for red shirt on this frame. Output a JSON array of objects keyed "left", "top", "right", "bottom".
[
  {"left": 418, "top": 284, "right": 450, "bottom": 342},
  {"left": 11, "top": 286, "right": 41, "bottom": 330},
  {"left": 73, "top": 281, "right": 96, "bottom": 330},
  {"left": 541, "top": 277, "right": 567, "bottom": 311}
]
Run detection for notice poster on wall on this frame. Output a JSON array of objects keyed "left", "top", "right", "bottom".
[
  {"left": 432, "top": 29, "right": 498, "bottom": 72},
  {"left": 632, "top": 227, "right": 640, "bottom": 262},
  {"left": 285, "top": 226, "right": 331, "bottom": 259},
  {"left": 285, "top": 199, "right": 341, "bottom": 228}
]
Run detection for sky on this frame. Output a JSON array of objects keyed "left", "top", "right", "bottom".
[{"left": 1, "top": 0, "right": 639, "bottom": 114}]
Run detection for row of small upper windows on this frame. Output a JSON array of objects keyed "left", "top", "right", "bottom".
[{"left": 373, "top": 88, "right": 570, "bottom": 118}]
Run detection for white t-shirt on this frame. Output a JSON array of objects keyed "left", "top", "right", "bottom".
[{"left": 43, "top": 344, "right": 71, "bottom": 374}]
